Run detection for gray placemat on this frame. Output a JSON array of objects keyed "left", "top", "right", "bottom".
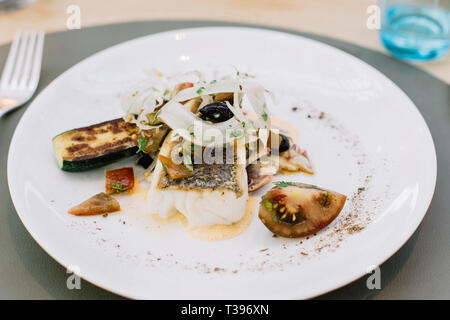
[{"left": 0, "top": 21, "right": 448, "bottom": 300}]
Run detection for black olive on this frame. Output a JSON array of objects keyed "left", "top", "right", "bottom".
[
  {"left": 279, "top": 134, "right": 290, "bottom": 153},
  {"left": 198, "top": 102, "right": 234, "bottom": 123},
  {"left": 271, "top": 133, "right": 290, "bottom": 153},
  {"left": 136, "top": 153, "right": 154, "bottom": 169}
]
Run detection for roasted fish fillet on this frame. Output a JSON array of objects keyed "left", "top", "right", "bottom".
[{"left": 147, "top": 132, "right": 248, "bottom": 226}]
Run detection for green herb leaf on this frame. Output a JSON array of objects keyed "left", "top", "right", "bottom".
[
  {"left": 230, "top": 129, "right": 243, "bottom": 138},
  {"left": 272, "top": 214, "right": 278, "bottom": 222},
  {"left": 261, "top": 112, "right": 268, "bottom": 122},
  {"left": 210, "top": 80, "right": 217, "bottom": 84},
  {"left": 196, "top": 86, "right": 205, "bottom": 95},
  {"left": 136, "top": 137, "right": 149, "bottom": 154},
  {"left": 151, "top": 87, "right": 159, "bottom": 92},
  {"left": 275, "top": 181, "right": 294, "bottom": 188},
  {"left": 111, "top": 183, "right": 127, "bottom": 192},
  {"left": 151, "top": 109, "right": 162, "bottom": 124}
]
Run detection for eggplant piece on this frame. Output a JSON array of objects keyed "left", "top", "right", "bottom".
[
  {"left": 136, "top": 153, "right": 154, "bottom": 169},
  {"left": 258, "top": 182, "right": 346, "bottom": 238}
]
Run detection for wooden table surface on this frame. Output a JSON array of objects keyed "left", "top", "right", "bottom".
[{"left": 1, "top": 0, "right": 449, "bottom": 84}]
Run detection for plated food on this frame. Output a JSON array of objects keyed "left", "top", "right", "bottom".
[
  {"left": 52, "top": 70, "right": 346, "bottom": 238},
  {"left": 9, "top": 27, "right": 436, "bottom": 299}
]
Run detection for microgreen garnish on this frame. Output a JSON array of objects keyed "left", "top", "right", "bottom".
[
  {"left": 272, "top": 214, "right": 278, "bottom": 222},
  {"left": 136, "top": 137, "right": 148, "bottom": 154},
  {"left": 163, "top": 89, "right": 170, "bottom": 97},
  {"left": 111, "top": 183, "right": 127, "bottom": 192},
  {"left": 230, "top": 129, "right": 243, "bottom": 138},
  {"left": 275, "top": 181, "right": 294, "bottom": 188},
  {"left": 196, "top": 86, "right": 205, "bottom": 95},
  {"left": 151, "top": 109, "right": 162, "bottom": 124},
  {"left": 261, "top": 112, "right": 268, "bottom": 122},
  {"left": 151, "top": 87, "right": 159, "bottom": 92},
  {"left": 210, "top": 80, "right": 217, "bottom": 84}
]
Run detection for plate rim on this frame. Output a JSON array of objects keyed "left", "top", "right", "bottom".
[{"left": 7, "top": 26, "right": 438, "bottom": 299}]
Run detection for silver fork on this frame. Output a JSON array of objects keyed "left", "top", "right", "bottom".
[{"left": 0, "top": 31, "right": 44, "bottom": 117}]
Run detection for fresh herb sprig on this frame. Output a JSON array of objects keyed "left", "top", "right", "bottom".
[
  {"left": 274, "top": 181, "right": 294, "bottom": 188},
  {"left": 136, "top": 137, "right": 149, "bottom": 154},
  {"left": 111, "top": 183, "right": 127, "bottom": 192}
]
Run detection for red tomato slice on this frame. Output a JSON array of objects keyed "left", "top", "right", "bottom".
[{"left": 105, "top": 167, "right": 135, "bottom": 194}]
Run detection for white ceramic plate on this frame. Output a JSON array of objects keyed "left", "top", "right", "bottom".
[{"left": 8, "top": 27, "right": 436, "bottom": 299}]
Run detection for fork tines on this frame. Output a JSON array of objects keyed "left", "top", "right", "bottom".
[{"left": 0, "top": 30, "right": 45, "bottom": 91}]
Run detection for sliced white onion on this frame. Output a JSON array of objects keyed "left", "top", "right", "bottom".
[
  {"left": 241, "top": 80, "right": 271, "bottom": 129},
  {"left": 172, "top": 79, "right": 239, "bottom": 102}
]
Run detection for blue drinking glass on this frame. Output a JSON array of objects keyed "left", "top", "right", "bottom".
[{"left": 379, "top": 0, "right": 450, "bottom": 61}]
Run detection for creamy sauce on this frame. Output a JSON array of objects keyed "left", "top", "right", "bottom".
[{"left": 185, "top": 196, "right": 257, "bottom": 241}]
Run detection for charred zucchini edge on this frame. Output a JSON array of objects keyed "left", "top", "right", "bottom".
[{"left": 52, "top": 118, "right": 138, "bottom": 172}]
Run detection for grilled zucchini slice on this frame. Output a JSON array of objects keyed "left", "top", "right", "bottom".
[{"left": 52, "top": 118, "right": 139, "bottom": 172}]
